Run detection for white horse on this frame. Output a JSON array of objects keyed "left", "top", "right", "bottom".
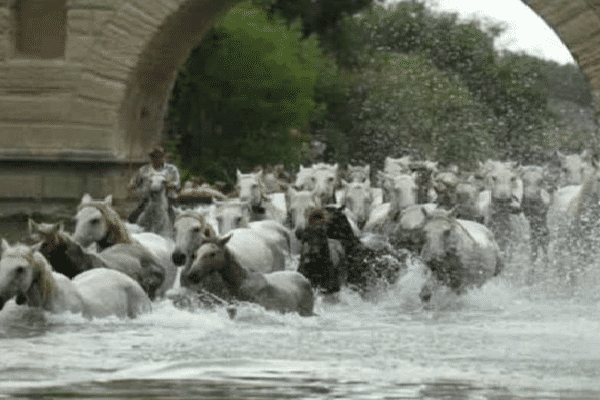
[
  {"left": 0, "top": 240, "right": 151, "bottom": 318},
  {"left": 136, "top": 167, "right": 174, "bottom": 239},
  {"left": 236, "top": 169, "right": 286, "bottom": 224},
  {"left": 172, "top": 209, "right": 286, "bottom": 275},
  {"left": 339, "top": 179, "right": 373, "bottom": 229},
  {"left": 294, "top": 163, "right": 339, "bottom": 205},
  {"left": 478, "top": 160, "right": 523, "bottom": 254},
  {"left": 72, "top": 194, "right": 176, "bottom": 298},
  {"left": 557, "top": 149, "right": 594, "bottom": 186},
  {"left": 364, "top": 172, "right": 419, "bottom": 232},
  {"left": 419, "top": 208, "right": 503, "bottom": 301},
  {"left": 346, "top": 164, "right": 370, "bottom": 183},
  {"left": 184, "top": 234, "right": 315, "bottom": 316}
]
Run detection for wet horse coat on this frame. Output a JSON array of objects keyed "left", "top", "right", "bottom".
[
  {"left": 419, "top": 208, "right": 503, "bottom": 300},
  {"left": 0, "top": 240, "right": 151, "bottom": 319},
  {"left": 72, "top": 194, "right": 169, "bottom": 299},
  {"left": 184, "top": 234, "right": 315, "bottom": 316}
]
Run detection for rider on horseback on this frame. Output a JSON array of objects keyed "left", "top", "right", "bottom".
[{"left": 128, "top": 145, "right": 181, "bottom": 224}]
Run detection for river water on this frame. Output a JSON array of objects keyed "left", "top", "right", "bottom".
[{"left": 1, "top": 219, "right": 600, "bottom": 399}]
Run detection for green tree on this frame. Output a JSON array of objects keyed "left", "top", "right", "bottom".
[
  {"left": 344, "top": 53, "right": 496, "bottom": 170},
  {"left": 167, "top": 1, "right": 321, "bottom": 182}
]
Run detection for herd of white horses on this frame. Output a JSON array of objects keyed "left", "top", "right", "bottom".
[{"left": 1, "top": 150, "right": 598, "bottom": 319}]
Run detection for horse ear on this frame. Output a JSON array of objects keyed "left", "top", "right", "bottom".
[
  {"left": 104, "top": 194, "right": 113, "bottom": 206},
  {"left": 1, "top": 238, "right": 9, "bottom": 252},
  {"left": 28, "top": 218, "right": 39, "bottom": 235},
  {"left": 58, "top": 221, "right": 65, "bottom": 233},
  {"left": 556, "top": 150, "right": 565, "bottom": 162},
  {"left": 581, "top": 149, "right": 591, "bottom": 161},
  {"left": 365, "top": 165, "right": 370, "bottom": 175},
  {"left": 218, "top": 233, "right": 233, "bottom": 246},
  {"left": 81, "top": 193, "right": 92, "bottom": 205},
  {"left": 364, "top": 178, "right": 371, "bottom": 187},
  {"left": 341, "top": 179, "right": 348, "bottom": 189},
  {"left": 448, "top": 206, "right": 459, "bottom": 218},
  {"left": 236, "top": 169, "right": 242, "bottom": 179}
]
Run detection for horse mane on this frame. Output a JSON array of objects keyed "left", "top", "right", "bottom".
[
  {"left": 307, "top": 208, "right": 331, "bottom": 228},
  {"left": 78, "top": 201, "right": 134, "bottom": 245},
  {"left": 30, "top": 250, "right": 56, "bottom": 304},
  {"left": 6, "top": 244, "right": 55, "bottom": 305}
]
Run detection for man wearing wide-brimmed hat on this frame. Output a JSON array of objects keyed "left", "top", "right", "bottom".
[{"left": 127, "top": 145, "right": 181, "bottom": 224}]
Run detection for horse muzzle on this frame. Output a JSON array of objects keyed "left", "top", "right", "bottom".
[{"left": 171, "top": 250, "right": 186, "bottom": 266}]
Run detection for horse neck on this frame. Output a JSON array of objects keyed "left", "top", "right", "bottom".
[
  {"left": 217, "top": 247, "right": 250, "bottom": 295},
  {"left": 101, "top": 220, "right": 133, "bottom": 250},
  {"left": 24, "top": 255, "right": 58, "bottom": 310}
]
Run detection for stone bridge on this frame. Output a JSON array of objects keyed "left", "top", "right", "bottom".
[{"left": 0, "top": 0, "right": 597, "bottom": 216}]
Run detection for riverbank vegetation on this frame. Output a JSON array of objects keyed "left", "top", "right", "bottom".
[{"left": 165, "top": 0, "right": 597, "bottom": 183}]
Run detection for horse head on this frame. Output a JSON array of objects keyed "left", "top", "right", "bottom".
[
  {"left": 146, "top": 168, "right": 169, "bottom": 198},
  {"left": 346, "top": 164, "right": 370, "bottom": 183},
  {"left": 212, "top": 199, "right": 252, "bottom": 234},
  {"left": 310, "top": 163, "right": 339, "bottom": 205},
  {"left": 0, "top": 239, "right": 52, "bottom": 310},
  {"left": 388, "top": 173, "right": 419, "bottom": 215},
  {"left": 73, "top": 194, "right": 131, "bottom": 249},
  {"left": 172, "top": 211, "right": 218, "bottom": 267},
  {"left": 236, "top": 169, "right": 265, "bottom": 208},
  {"left": 519, "top": 165, "right": 551, "bottom": 203},
  {"left": 341, "top": 179, "right": 373, "bottom": 229},
  {"left": 286, "top": 187, "right": 321, "bottom": 230},
  {"left": 479, "top": 160, "right": 522, "bottom": 204},
  {"left": 384, "top": 156, "right": 413, "bottom": 176},
  {"left": 184, "top": 233, "right": 233, "bottom": 284},
  {"left": 557, "top": 149, "right": 594, "bottom": 186},
  {"left": 420, "top": 207, "right": 461, "bottom": 263}
]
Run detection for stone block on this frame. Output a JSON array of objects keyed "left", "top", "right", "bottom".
[
  {"left": 67, "top": 0, "right": 122, "bottom": 10},
  {"left": 0, "top": 37, "right": 9, "bottom": 62},
  {"left": 0, "top": 94, "right": 73, "bottom": 123},
  {"left": 0, "top": 122, "right": 113, "bottom": 153},
  {"left": 70, "top": 97, "right": 118, "bottom": 125},
  {"left": 43, "top": 174, "right": 85, "bottom": 199},
  {"left": 0, "top": 62, "right": 78, "bottom": 93},
  {"left": 78, "top": 72, "right": 125, "bottom": 104},
  {"left": 0, "top": 7, "right": 10, "bottom": 35},
  {"left": 68, "top": 9, "right": 93, "bottom": 35},
  {"left": 66, "top": 35, "right": 93, "bottom": 63},
  {"left": 0, "top": 174, "right": 42, "bottom": 199},
  {"left": 92, "top": 10, "right": 113, "bottom": 35}
]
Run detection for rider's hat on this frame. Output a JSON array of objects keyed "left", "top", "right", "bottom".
[{"left": 148, "top": 145, "right": 166, "bottom": 158}]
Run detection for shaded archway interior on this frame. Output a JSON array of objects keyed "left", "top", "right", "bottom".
[{"left": 119, "top": 0, "right": 239, "bottom": 161}]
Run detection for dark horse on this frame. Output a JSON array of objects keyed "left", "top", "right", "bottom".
[
  {"left": 29, "top": 219, "right": 107, "bottom": 278},
  {"left": 297, "top": 206, "right": 410, "bottom": 297}
]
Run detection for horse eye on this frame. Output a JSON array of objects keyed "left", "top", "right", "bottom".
[
  {"left": 90, "top": 218, "right": 100, "bottom": 225},
  {"left": 204, "top": 229, "right": 211, "bottom": 236},
  {"left": 15, "top": 266, "right": 25, "bottom": 275},
  {"left": 192, "top": 227, "right": 201, "bottom": 233}
]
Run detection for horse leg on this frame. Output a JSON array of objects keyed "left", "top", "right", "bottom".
[{"left": 129, "top": 197, "right": 149, "bottom": 224}]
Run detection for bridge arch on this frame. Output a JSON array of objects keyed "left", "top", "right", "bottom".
[{"left": 0, "top": 0, "right": 598, "bottom": 214}]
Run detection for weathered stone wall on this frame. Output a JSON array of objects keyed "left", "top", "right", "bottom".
[
  {"left": 526, "top": 0, "right": 600, "bottom": 115},
  {"left": 0, "top": 0, "right": 598, "bottom": 215},
  {"left": 0, "top": 0, "right": 238, "bottom": 214}
]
